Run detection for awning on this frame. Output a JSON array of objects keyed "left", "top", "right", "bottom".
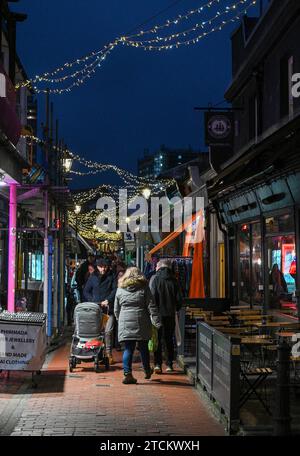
[
  {"left": 149, "top": 210, "right": 205, "bottom": 298},
  {"left": 69, "top": 226, "right": 93, "bottom": 253},
  {"left": 149, "top": 211, "right": 199, "bottom": 256}
]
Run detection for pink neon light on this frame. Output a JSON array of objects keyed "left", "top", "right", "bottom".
[{"left": 7, "top": 184, "right": 17, "bottom": 312}]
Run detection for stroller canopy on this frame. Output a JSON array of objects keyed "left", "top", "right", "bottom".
[{"left": 74, "top": 302, "right": 103, "bottom": 338}]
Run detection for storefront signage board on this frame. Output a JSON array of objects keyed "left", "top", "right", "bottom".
[{"left": 0, "top": 322, "right": 47, "bottom": 371}]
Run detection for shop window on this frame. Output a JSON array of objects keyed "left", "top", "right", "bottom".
[
  {"left": 252, "top": 223, "right": 263, "bottom": 305},
  {"left": 239, "top": 224, "right": 251, "bottom": 304},
  {"left": 267, "top": 235, "right": 296, "bottom": 309},
  {"left": 239, "top": 222, "right": 263, "bottom": 306},
  {"left": 29, "top": 252, "right": 44, "bottom": 281},
  {"left": 266, "top": 212, "right": 294, "bottom": 234}
]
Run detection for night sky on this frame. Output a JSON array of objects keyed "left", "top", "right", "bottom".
[{"left": 13, "top": 0, "right": 261, "bottom": 189}]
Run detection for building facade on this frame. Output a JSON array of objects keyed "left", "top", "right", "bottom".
[
  {"left": 138, "top": 145, "right": 204, "bottom": 179},
  {"left": 0, "top": 1, "right": 75, "bottom": 337},
  {"left": 208, "top": 0, "right": 300, "bottom": 316}
]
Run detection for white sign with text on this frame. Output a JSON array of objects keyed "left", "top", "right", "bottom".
[{"left": 0, "top": 323, "right": 46, "bottom": 371}]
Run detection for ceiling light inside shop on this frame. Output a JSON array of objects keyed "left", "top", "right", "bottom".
[{"left": 0, "top": 173, "right": 6, "bottom": 186}]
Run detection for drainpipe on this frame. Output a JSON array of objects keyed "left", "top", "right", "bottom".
[
  {"left": 43, "top": 191, "right": 49, "bottom": 315},
  {"left": 57, "top": 207, "right": 62, "bottom": 329},
  {"left": 47, "top": 235, "right": 53, "bottom": 337},
  {"left": 213, "top": 202, "right": 229, "bottom": 299},
  {"left": 53, "top": 220, "right": 59, "bottom": 332},
  {"left": 7, "top": 183, "right": 17, "bottom": 312},
  {"left": 59, "top": 210, "right": 65, "bottom": 326}
]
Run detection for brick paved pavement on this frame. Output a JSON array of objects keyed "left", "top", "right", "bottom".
[{"left": 0, "top": 344, "right": 225, "bottom": 436}]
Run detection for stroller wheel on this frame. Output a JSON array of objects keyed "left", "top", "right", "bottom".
[
  {"left": 69, "top": 357, "right": 76, "bottom": 372},
  {"left": 104, "top": 356, "right": 110, "bottom": 371}
]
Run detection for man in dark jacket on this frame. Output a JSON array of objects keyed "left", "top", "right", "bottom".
[
  {"left": 96, "top": 258, "right": 117, "bottom": 364},
  {"left": 149, "top": 259, "right": 182, "bottom": 373},
  {"left": 83, "top": 265, "right": 100, "bottom": 303},
  {"left": 75, "top": 253, "right": 96, "bottom": 301}
]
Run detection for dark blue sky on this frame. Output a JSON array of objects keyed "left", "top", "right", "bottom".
[{"left": 13, "top": 0, "right": 260, "bottom": 189}]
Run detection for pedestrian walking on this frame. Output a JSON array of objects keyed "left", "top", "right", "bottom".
[
  {"left": 114, "top": 265, "right": 126, "bottom": 351},
  {"left": 96, "top": 258, "right": 118, "bottom": 364},
  {"left": 82, "top": 264, "right": 100, "bottom": 303},
  {"left": 75, "top": 253, "right": 96, "bottom": 301},
  {"left": 149, "top": 259, "right": 182, "bottom": 374},
  {"left": 114, "top": 267, "right": 161, "bottom": 384}
]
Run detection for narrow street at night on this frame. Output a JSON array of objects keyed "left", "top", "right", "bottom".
[
  {"left": 0, "top": 343, "right": 224, "bottom": 437},
  {"left": 1, "top": 0, "right": 300, "bottom": 447}
]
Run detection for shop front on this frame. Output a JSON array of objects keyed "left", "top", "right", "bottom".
[
  {"left": 213, "top": 173, "right": 300, "bottom": 318},
  {"left": 0, "top": 195, "right": 8, "bottom": 308}
]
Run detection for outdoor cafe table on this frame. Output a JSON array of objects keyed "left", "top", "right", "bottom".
[
  {"left": 275, "top": 331, "right": 297, "bottom": 338},
  {"left": 207, "top": 320, "right": 230, "bottom": 327},
  {"left": 217, "top": 327, "right": 251, "bottom": 335},
  {"left": 255, "top": 321, "right": 300, "bottom": 336},
  {"left": 241, "top": 337, "right": 274, "bottom": 345},
  {"left": 255, "top": 322, "right": 300, "bottom": 328},
  {"left": 235, "top": 315, "right": 266, "bottom": 321},
  {"left": 240, "top": 336, "right": 275, "bottom": 370},
  {"left": 223, "top": 310, "right": 261, "bottom": 315},
  {"left": 230, "top": 306, "right": 252, "bottom": 310}
]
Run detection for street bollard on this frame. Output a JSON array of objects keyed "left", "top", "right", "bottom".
[{"left": 274, "top": 340, "right": 292, "bottom": 436}]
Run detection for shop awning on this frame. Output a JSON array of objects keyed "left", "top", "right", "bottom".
[
  {"left": 69, "top": 227, "right": 93, "bottom": 253},
  {"left": 149, "top": 210, "right": 205, "bottom": 298},
  {"left": 149, "top": 211, "right": 199, "bottom": 256}
]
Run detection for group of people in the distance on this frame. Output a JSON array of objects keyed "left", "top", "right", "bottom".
[{"left": 74, "top": 254, "right": 182, "bottom": 384}]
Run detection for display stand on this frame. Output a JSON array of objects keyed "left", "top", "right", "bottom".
[{"left": 0, "top": 311, "right": 47, "bottom": 388}]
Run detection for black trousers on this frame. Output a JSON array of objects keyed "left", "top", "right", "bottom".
[{"left": 154, "top": 316, "right": 175, "bottom": 368}]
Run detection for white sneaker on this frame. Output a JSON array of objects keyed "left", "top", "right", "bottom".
[
  {"left": 165, "top": 366, "right": 174, "bottom": 373},
  {"left": 154, "top": 365, "right": 162, "bottom": 374}
]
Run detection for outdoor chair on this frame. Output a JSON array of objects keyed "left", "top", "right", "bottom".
[{"left": 239, "top": 366, "right": 273, "bottom": 416}]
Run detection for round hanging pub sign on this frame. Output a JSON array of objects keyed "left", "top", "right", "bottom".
[{"left": 207, "top": 115, "right": 232, "bottom": 140}]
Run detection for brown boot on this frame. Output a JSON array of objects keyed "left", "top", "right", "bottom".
[
  {"left": 122, "top": 372, "right": 137, "bottom": 384},
  {"left": 108, "top": 355, "right": 115, "bottom": 365},
  {"left": 144, "top": 367, "right": 154, "bottom": 379}
]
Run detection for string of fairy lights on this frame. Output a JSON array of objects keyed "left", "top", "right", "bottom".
[
  {"left": 22, "top": 133, "right": 175, "bottom": 241},
  {"left": 19, "top": 0, "right": 257, "bottom": 242},
  {"left": 22, "top": 45, "right": 117, "bottom": 95},
  {"left": 16, "top": 0, "right": 257, "bottom": 94},
  {"left": 124, "top": 0, "right": 250, "bottom": 47},
  {"left": 22, "top": 134, "right": 173, "bottom": 189},
  {"left": 15, "top": 0, "right": 223, "bottom": 88}
]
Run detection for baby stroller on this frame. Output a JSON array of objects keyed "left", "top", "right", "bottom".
[{"left": 69, "top": 302, "right": 110, "bottom": 372}]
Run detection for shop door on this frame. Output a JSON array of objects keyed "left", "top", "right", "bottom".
[
  {"left": 238, "top": 222, "right": 263, "bottom": 307},
  {"left": 265, "top": 212, "right": 297, "bottom": 313}
]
